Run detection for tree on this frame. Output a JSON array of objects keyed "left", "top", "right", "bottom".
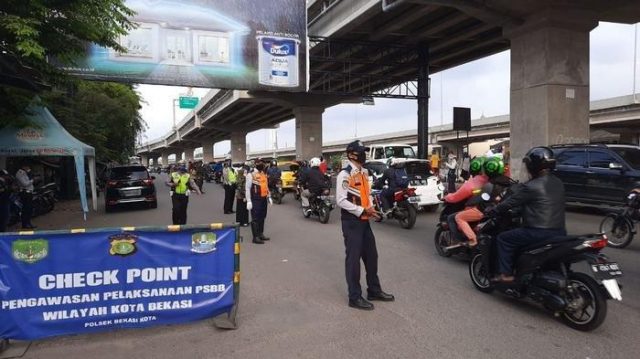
[
  {"left": 45, "top": 81, "right": 146, "bottom": 163},
  {"left": 0, "top": 0, "right": 135, "bottom": 126}
]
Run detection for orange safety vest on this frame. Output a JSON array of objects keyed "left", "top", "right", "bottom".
[
  {"left": 251, "top": 171, "right": 269, "bottom": 198},
  {"left": 345, "top": 168, "right": 371, "bottom": 221}
]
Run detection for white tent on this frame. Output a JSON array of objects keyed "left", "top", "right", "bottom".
[{"left": 0, "top": 105, "right": 98, "bottom": 218}]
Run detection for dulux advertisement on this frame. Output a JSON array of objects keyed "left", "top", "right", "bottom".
[
  {"left": 0, "top": 225, "right": 239, "bottom": 340},
  {"left": 61, "top": 0, "right": 307, "bottom": 91}
]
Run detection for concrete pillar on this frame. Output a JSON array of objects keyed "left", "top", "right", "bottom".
[
  {"left": 184, "top": 148, "right": 194, "bottom": 162},
  {"left": 294, "top": 107, "right": 324, "bottom": 160},
  {"left": 506, "top": 13, "right": 596, "bottom": 180},
  {"left": 161, "top": 152, "right": 169, "bottom": 166},
  {"left": 230, "top": 132, "right": 247, "bottom": 163},
  {"left": 140, "top": 155, "right": 149, "bottom": 167},
  {"left": 202, "top": 140, "right": 215, "bottom": 163}
]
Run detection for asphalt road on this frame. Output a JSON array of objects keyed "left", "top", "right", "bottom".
[{"left": 10, "top": 174, "right": 640, "bottom": 359}]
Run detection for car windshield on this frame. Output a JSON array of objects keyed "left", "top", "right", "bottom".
[
  {"left": 611, "top": 147, "right": 640, "bottom": 170},
  {"left": 109, "top": 167, "right": 148, "bottom": 180},
  {"left": 385, "top": 146, "right": 416, "bottom": 158}
]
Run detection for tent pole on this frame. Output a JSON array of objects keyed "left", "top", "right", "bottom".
[{"left": 88, "top": 157, "right": 98, "bottom": 211}]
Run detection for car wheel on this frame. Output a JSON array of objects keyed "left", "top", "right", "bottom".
[{"left": 148, "top": 201, "right": 158, "bottom": 209}]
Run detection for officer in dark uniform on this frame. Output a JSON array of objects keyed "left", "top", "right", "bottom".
[
  {"left": 166, "top": 165, "right": 201, "bottom": 225},
  {"left": 246, "top": 158, "right": 271, "bottom": 244},
  {"left": 336, "top": 140, "right": 395, "bottom": 310}
]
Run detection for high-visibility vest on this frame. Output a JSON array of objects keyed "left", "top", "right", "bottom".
[
  {"left": 251, "top": 171, "right": 268, "bottom": 199},
  {"left": 343, "top": 166, "right": 371, "bottom": 220},
  {"left": 171, "top": 172, "right": 190, "bottom": 194},
  {"left": 228, "top": 167, "right": 237, "bottom": 184}
]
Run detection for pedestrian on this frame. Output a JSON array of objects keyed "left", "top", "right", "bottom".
[
  {"left": 430, "top": 149, "right": 440, "bottom": 177},
  {"left": 166, "top": 165, "right": 201, "bottom": 225},
  {"left": 235, "top": 161, "right": 251, "bottom": 226},
  {"left": 15, "top": 162, "right": 36, "bottom": 229},
  {"left": 445, "top": 152, "right": 457, "bottom": 194},
  {"left": 222, "top": 161, "right": 237, "bottom": 214},
  {"left": 460, "top": 152, "right": 471, "bottom": 181},
  {"left": 337, "top": 140, "right": 394, "bottom": 310},
  {"left": 319, "top": 155, "right": 328, "bottom": 174},
  {"left": 0, "top": 170, "right": 13, "bottom": 232},
  {"left": 246, "top": 158, "right": 271, "bottom": 244}
]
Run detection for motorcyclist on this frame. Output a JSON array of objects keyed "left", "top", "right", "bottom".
[
  {"left": 486, "top": 147, "right": 566, "bottom": 283},
  {"left": 443, "top": 157, "right": 488, "bottom": 243},
  {"left": 375, "top": 158, "right": 409, "bottom": 215},
  {"left": 453, "top": 157, "right": 505, "bottom": 247},
  {"left": 300, "top": 157, "right": 330, "bottom": 214},
  {"left": 266, "top": 159, "right": 282, "bottom": 191}
]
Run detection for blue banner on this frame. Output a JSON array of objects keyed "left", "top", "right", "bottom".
[{"left": 0, "top": 225, "right": 239, "bottom": 340}]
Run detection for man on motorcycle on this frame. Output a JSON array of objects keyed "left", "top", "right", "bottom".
[
  {"left": 300, "top": 157, "right": 329, "bottom": 215},
  {"left": 443, "top": 157, "right": 488, "bottom": 243},
  {"left": 486, "top": 147, "right": 566, "bottom": 283},
  {"left": 454, "top": 157, "right": 505, "bottom": 247},
  {"left": 267, "top": 159, "right": 282, "bottom": 192},
  {"left": 375, "top": 158, "right": 409, "bottom": 216}
]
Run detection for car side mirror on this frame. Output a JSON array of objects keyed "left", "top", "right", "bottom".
[{"left": 609, "top": 162, "right": 624, "bottom": 171}]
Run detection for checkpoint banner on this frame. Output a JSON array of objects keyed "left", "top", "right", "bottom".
[
  {"left": 61, "top": 0, "right": 308, "bottom": 92},
  {"left": 0, "top": 224, "right": 240, "bottom": 340}
]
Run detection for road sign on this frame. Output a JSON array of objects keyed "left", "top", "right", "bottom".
[{"left": 179, "top": 96, "right": 199, "bottom": 109}]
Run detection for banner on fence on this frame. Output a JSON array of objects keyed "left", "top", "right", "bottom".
[{"left": 0, "top": 224, "right": 239, "bottom": 340}]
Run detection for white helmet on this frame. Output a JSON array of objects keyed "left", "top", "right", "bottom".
[
  {"left": 309, "top": 157, "right": 321, "bottom": 167},
  {"left": 388, "top": 157, "right": 401, "bottom": 167}
]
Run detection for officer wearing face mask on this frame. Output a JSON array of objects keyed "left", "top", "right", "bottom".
[
  {"left": 15, "top": 162, "right": 36, "bottom": 229},
  {"left": 246, "top": 158, "right": 271, "bottom": 244},
  {"left": 337, "top": 140, "right": 394, "bottom": 310}
]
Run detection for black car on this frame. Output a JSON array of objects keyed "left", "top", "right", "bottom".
[
  {"left": 104, "top": 165, "right": 157, "bottom": 212},
  {"left": 551, "top": 144, "right": 640, "bottom": 206}
]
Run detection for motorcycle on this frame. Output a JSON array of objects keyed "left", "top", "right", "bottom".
[
  {"left": 371, "top": 187, "right": 419, "bottom": 229},
  {"left": 599, "top": 191, "right": 640, "bottom": 248},
  {"left": 468, "top": 198, "right": 623, "bottom": 331},
  {"left": 302, "top": 189, "right": 334, "bottom": 224},
  {"left": 32, "top": 182, "right": 57, "bottom": 216},
  {"left": 269, "top": 179, "right": 284, "bottom": 204},
  {"left": 213, "top": 171, "right": 222, "bottom": 184}
]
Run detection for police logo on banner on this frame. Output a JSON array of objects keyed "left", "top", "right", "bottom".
[
  {"left": 12, "top": 239, "right": 48, "bottom": 263},
  {"left": 109, "top": 234, "right": 137, "bottom": 256},
  {"left": 191, "top": 232, "right": 217, "bottom": 253}
]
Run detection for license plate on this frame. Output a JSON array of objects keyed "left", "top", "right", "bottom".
[
  {"left": 122, "top": 189, "right": 141, "bottom": 197},
  {"left": 408, "top": 196, "right": 420, "bottom": 203},
  {"left": 591, "top": 262, "right": 623, "bottom": 279}
]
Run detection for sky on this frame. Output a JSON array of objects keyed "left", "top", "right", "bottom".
[{"left": 138, "top": 22, "right": 639, "bottom": 156}]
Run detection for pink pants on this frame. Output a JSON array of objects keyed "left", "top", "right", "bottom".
[{"left": 455, "top": 207, "right": 484, "bottom": 242}]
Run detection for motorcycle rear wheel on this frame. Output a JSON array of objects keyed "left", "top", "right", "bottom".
[
  {"left": 318, "top": 206, "right": 331, "bottom": 224},
  {"left": 560, "top": 272, "right": 607, "bottom": 331},
  {"left": 434, "top": 227, "right": 452, "bottom": 257},
  {"left": 469, "top": 253, "right": 494, "bottom": 293},
  {"left": 398, "top": 204, "right": 417, "bottom": 229},
  {"left": 599, "top": 214, "right": 634, "bottom": 248}
]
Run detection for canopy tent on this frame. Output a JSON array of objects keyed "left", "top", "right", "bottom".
[{"left": 0, "top": 105, "right": 97, "bottom": 218}]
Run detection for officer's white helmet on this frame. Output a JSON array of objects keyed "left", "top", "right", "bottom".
[{"left": 309, "top": 157, "right": 321, "bottom": 167}]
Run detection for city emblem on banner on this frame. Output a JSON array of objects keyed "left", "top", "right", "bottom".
[
  {"left": 109, "top": 234, "right": 138, "bottom": 256},
  {"left": 12, "top": 239, "right": 49, "bottom": 263},
  {"left": 191, "top": 232, "right": 217, "bottom": 253}
]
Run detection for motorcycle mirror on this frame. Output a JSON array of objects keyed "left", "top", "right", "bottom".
[{"left": 481, "top": 193, "right": 491, "bottom": 202}]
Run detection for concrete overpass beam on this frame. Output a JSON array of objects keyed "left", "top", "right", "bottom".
[
  {"left": 506, "top": 14, "right": 596, "bottom": 180},
  {"left": 294, "top": 107, "right": 325, "bottom": 160},
  {"left": 230, "top": 132, "right": 247, "bottom": 163},
  {"left": 202, "top": 141, "right": 215, "bottom": 163}
]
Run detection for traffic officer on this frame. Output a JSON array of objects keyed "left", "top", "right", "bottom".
[
  {"left": 336, "top": 140, "right": 394, "bottom": 310},
  {"left": 246, "top": 158, "right": 271, "bottom": 244},
  {"left": 166, "top": 165, "right": 201, "bottom": 225}
]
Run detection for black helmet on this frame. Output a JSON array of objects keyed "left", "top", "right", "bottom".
[
  {"left": 346, "top": 140, "right": 369, "bottom": 164},
  {"left": 523, "top": 146, "right": 555, "bottom": 177},
  {"left": 271, "top": 159, "right": 278, "bottom": 167}
]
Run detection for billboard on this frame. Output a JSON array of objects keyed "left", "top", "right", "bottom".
[
  {"left": 61, "top": 0, "right": 307, "bottom": 92},
  {"left": 0, "top": 224, "right": 239, "bottom": 340}
]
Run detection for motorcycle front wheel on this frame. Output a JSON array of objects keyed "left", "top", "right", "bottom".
[
  {"left": 397, "top": 204, "right": 417, "bottom": 229},
  {"left": 318, "top": 205, "right": 331, "bottom": 224},
  {"left": 469, "top": 253, "right": 493, "bottom": 293},
  {"left": 434, "top": 227, "right": 452, "bottom": 257},
  {"left": 599, "top": 214, "right": 634, "bottom": 248},
  {"left": 561, "top": 272, "right": 607, "bottom": 331}
]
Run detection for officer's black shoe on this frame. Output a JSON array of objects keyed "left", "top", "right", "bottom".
[
  {"left": 259, "top": 234, "right": 270, "bottom": 241},
  {"left": 367, "top": 291, "right": 395, "bottom": 302},
  {"left": 252, "top": 237, "right": 264, "bottom": 244},
  {"left": 349, "top": 297, "right": 374, "bottom": 311}
]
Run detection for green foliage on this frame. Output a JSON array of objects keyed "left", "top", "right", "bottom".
[
  {"left": 44, "top": 82, "right": 147, "bottom": 163},
  {"left": 0, "top": 0, "right": 135, "bottom": 127}
]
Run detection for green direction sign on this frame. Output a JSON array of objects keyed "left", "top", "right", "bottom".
[{"left": 179, "top": 96, "right": 199, "bottom": 109}]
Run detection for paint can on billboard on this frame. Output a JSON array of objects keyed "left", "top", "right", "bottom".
[{"left": 256, "top": 36, "right": 300, "bottom": 88}]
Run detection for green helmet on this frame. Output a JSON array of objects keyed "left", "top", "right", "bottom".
[
  {"left": 469, "top": 157, "right": 485, "bottom": 176},
  {"left": 483, "top": 157, "right": 505, "bottom": 177}
]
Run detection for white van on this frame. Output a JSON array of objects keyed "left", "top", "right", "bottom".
[{"left": 368, "top": 143, "right": 416, "bottom": 163}]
